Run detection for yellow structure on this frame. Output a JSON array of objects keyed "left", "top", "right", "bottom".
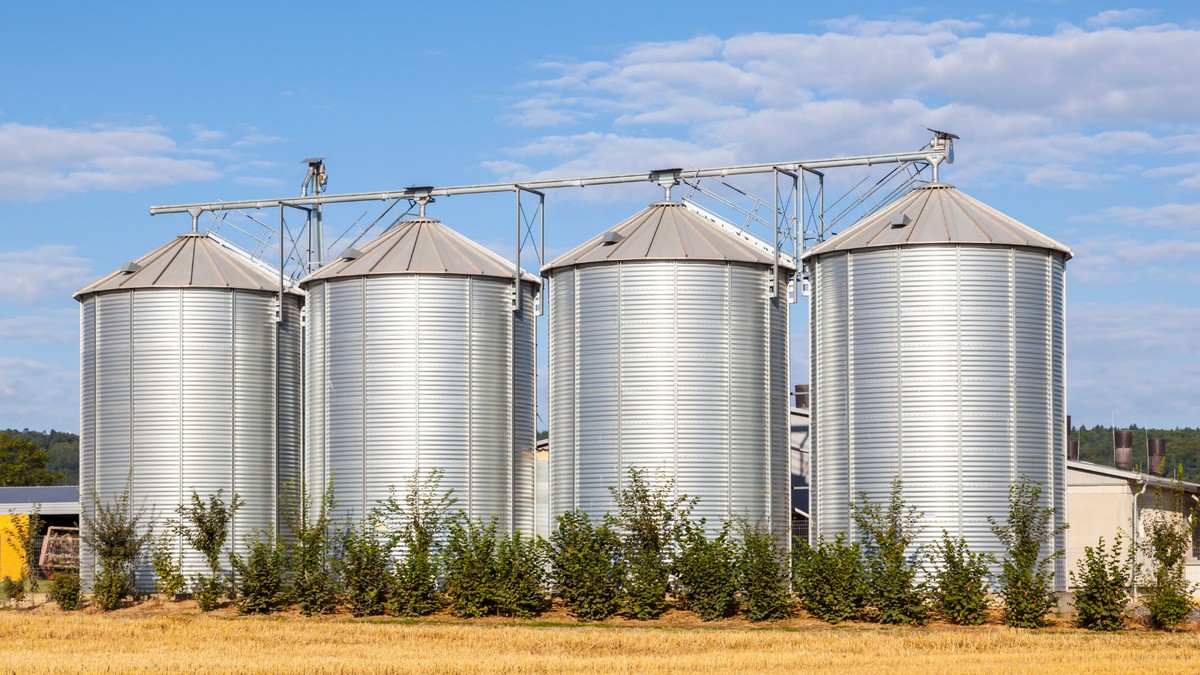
[{"left": 0, "top": 514, "right": 30, "bottom": 581}]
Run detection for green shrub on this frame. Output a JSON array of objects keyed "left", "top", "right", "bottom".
[
  {"left": 609, "top": 467, "right": 695, "bottom": 620},
  {"left": 1140, "top": 477, "right": 1197, "bottom": 630},
  {"left": 191, "top": 574, "right": 223, "bottom": 612},
  {"left": 80, "top": 481, "right": 152, "bottom": 611},
  {"left": 676, "top": 521, "right": 738, "bottom": 621},
  {"left": 2, "top": 576, "right": 24, "bottom": 605},
  {"left": 49, "top": 571, "right": 81, "bottom": 611},
  {"left": 736, "top": 521, "right": 793, "bottom": 622},
  {"left": 442, "top": 516, "right": 500, "bottom": 618},
  {"left": 149, "top": 535, "right": 186, "bottom": 600},
  {"left": 288, "top": 480, "right": 340, "bottom": 616},
  {"left": 173, "top": 490, "right": 243, "bottom": 612},
  {"left": 989, "top": 477, "right": 1066, "bottom": 629},
  {"left": 851, "top": 478, "right": 928, "bottom": 625},
  {"left": 1070, "top": 533, "right": 1132, "bottom": 631},
  {"left": 232, "top": 534, "right": 288, "bottom": 615},
  {"left": 928, "top": 531, "right": 991, "bottom": 626},
  {"left": 340, "top": 518, "right": 394, "bottom": 617},
  {"left": 494, "top": 531, "right": 549, "bottom": 618},
  {"left": 382, "top": 470, "right": 456, "bottom": 617},
  {"left": 793, "top": 533, "right": 868, "bottom": 623},
  {"left": 550, "top": 510, "right": 623, "bottom": 621}
]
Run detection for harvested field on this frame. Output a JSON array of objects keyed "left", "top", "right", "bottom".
[{"left": 1, "top": 602, "right": 1197, "bottom": 673}]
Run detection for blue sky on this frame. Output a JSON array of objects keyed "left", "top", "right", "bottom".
[{"left": 2, "top": 2, "right": 1199, "bottom": 432}]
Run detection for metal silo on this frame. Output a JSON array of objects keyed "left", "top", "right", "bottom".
[
  {"left": 300, "top": 217, "right": 539, "bottom": 536},
  {"left": 805, "top": 183, "right": 1070, "bottom": 586},
  {"left": 545, "top": 201, "right": 791, "bottom": 537},
  {"left": 76, "top": 232, "right": 303, "bottom": 592}
]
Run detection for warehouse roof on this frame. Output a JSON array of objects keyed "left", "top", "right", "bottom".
[
  {"left": 75, "top": 232, "right": 296, "bottom": 299},
  {"left": 802, "top": 183, "right": 1073, "bottom": 260},
  {"left": 0, "top": 485, "right": 80, "bottom": 515},
  {"left": 301, "top": 218, "right": 539, "bottom": 285},
  {"left": 544, "top": 201, "right": 795, "bottom": 272}
]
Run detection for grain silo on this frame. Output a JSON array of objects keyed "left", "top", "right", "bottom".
[
  {"left": 544, "top": 201, "right": 791, "bottom": 537},
  {"left": 76, "top": 232, "right": 303, "bottom": 591},
  {"left": 805, "top": 183, "right": 1070, "bottom": 585},
  {"left": 300, "top": 217, "right": 538, "bottom": 536}
]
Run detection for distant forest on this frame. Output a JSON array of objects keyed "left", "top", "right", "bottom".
[{"left": 2, "top": 425, "right": 1199, "bottom": 488}]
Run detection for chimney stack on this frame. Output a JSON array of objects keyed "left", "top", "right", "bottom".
[
  {"left": 1068, "top": 440, "right": 1079, "bottom": 461},
  {"left": 1147, "top": 438, "right": 1167, "bottom": 476},
  {"left": 1114, "top": 429, "right": 1133, "bottom": 471},
  {"left": 794, "top": 384, "right": 810, "bottom": 410}
]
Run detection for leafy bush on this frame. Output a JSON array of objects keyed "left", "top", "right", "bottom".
[
  {"left": 287, "top": 480, "right": 339, "bottom": 616},
  {"left": 793, "top": 533, "right": 868, "bottom": 623},
  {"left": 1070, "top": 533, "right": 1132, "bottom": 631},
  {"left": 928, "top": 531, "right": 991, "bottom": 626},
  {"left": 232, "top": 534, "right": 288, "bottom": 615},
  {"left": 340, "top": 518, "right": 394, "bottom": 617},
  {"left": 494, "top": 531, "right": 549, "bottom": 618},
  {"left": 49, "top": 571, "right": 81, "bottom": 610},
  {"left": 609, "top": 467, "right": 695, "bottom": 620},
  {"left": 381, "top": 470, "right": 456, "bottom": 617},
  {"left": 2, "top": 576, "right": 24, "bottom": 605},
  {"left": 989, "top": 477, "right": 1066, "bottom": 628},
  {"left": 149, "top": 535, "right": 186, "bottom": 600},
  {"left": 80, "top": 481, "right": 153, "bottom": 611},
  {"left": 550, "top": 510, "right": 623, "bottom": 621},
  {"left": 736, "top": 521, "right": 793, "bottom": 622},
  {"left": 676, "top": 521, "right": 738, "bottom": 621},
  {"left": 851, "top": 478, "right": 928, "bottom": 625},
  {"left": 442, "top": 516, "right": 500, "bottom": 618},
  {"left": 191, "top": 574, "right": 223, "bottom": 612},
  {"left": 174, "top": 489, "right": 243, "bottom": 611},
  {"left": 1140, "top": 478, "right": 1197, "bottom": 630}
]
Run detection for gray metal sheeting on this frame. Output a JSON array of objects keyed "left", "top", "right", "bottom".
[
  {"left": 79, "top": 287, "right": 303, "bottom": 592},
  {"left": 809, "top": 244, "right": 1067, "bottom": 587},
  {"left": 802, "top": 184, "right": 1073, "bottom": 260},
  {"left": 75, "top": 233, "right": 298, "bottom": 298},
  {"left": 303, "top": 274, "right": 538, "bottom": 537},
  {"left": 301, "top": 218, "right": 540, "bottom": 284},
  {"left": 543, "top": 202, "right": 793, "bottom": 272},
  {"left": 548, "top": 260, "right": 790, "bottom": 537}
]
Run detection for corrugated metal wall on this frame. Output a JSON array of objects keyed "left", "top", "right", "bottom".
[
  {"left": 810, "top": 244, "right": 1066, "bottom": 586},
  {"left": 548, "top": 260, "right": 789, "bottom": 537},
  {"left": 79, "top": 288, "right": 302, "bottom": 592},
  {"left": 303, "top": 275, "right": 537, "bottom": 538}
]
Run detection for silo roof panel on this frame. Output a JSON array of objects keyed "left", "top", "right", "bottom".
[
  {"left": 543, "top": 201, "right": 793, "bottom": 272},
  {"left": 75, "top": 232, "right": 295, "bottom": 299},
  {"left": 802, "top": 184, "right": 1073, "bottom": 260},
  {"left": 300, "top": 218, "right": 539, "bottom": 284}
]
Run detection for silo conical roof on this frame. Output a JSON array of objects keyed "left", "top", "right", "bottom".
[
  {"left": 300, "top": 217, "right": 539, "bottom": 285},
  {"left": 801, "top": 183, "right": 1073, "bottom": 260},
  {"left": 75, "top": 232, "right": 295, "bottom": 299},
  {"left": 542, "top": 201, "right": 794, "bottom": 273}
]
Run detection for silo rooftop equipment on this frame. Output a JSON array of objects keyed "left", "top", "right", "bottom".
[
  {"left": 802, "top": 183, "right": 1073, "bottom": 259},
  {"left": 543, "top": 201, "right": 794, "bottom": 271},
  {"left": 301, "top": 217, "right": 539, "bottom": 284},
  {"left": 75, "top": 231, "right": 294, "bottom": 297}
]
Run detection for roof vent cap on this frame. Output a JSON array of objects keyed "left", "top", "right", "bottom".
[
  {"left": 889, "top": 213, "right": 912, "bottom": 229},
  {"left": 339, "top": 247, "right": 364, "bottom": 260},
  {"left": 118, "top": 261, "right": 142, "bottom": 274},
  {"left": 602, "top": 231, "right": 624, "bottom": 246}
]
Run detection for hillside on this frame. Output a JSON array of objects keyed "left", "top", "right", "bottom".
[
  {"left": 2, "top": 429, "right": 78, "bottom": 485},
  {"left": 1073, "top": 425, "right": 1200, "bottom": 478}
]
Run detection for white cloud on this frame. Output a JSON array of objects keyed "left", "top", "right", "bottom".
[
  {"left": 0, "top": 309, "right": 77, "bottom": 344},
  {"left": 1070, "top": 236, "right": 1200, "bottom": 285},
  {"left": 0, "top": 245, "right": 94, "bottom": 304},
  {"left": 0, "top": 356, "right": 78, "bottom": 432},
  {"left": 1075, "top": 203, "right": 1200, "bottom": 230},
  {"left": 0, "top": 122, "right": 220, "bottom": 199},
  {"left": 1086, "top": 9, "right": 1150, "bottom": 28}
]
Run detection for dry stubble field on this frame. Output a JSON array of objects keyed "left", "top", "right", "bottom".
[{"left": 1, "top": 600, "right": 1198, "bottom": 673}]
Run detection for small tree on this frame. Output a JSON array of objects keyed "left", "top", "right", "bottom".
[
  {"left": 174, "top": 489, "right": 244, "bottom": 611},
  {"left": 928, "top": 531, "right": 991, "bottom": 626},
  {"left": 1070, "top": 533, "right": 1134, "bottom": 631},
  {"left": 676, "top": 520, "right": 738, "bottom": 621},
  {"left": 609, "top": 467, "right": 695, "bottom": 620},
  {"left": 736, "top": 521, "right": 793, "bottom": 622},
  {"left": 793, "top": 533, "right": 868, "bottom": 623},
  {"left": 989, "top": 477, "right": 1066, "bottom": 629},
  {"left": 381, "top": 469, "right": 456, "bottom": 617},
  {"left": 148, "top": 534, "right": 186, "bottom": 601},
  {"left": 550, "top": 510, "right": 623, "bottom": 621},
  {"left": 2, "top": 507, "right": 44, "bottom": 607},
  {"left": 231, "top": 532, "right": 288, "bottom": 615},
  {"left": 1140, "top": 477, "right": 1197, "bottom": 630},
  {"left": 494, "top": 531, "right": 549, "bottom": 618},
  {"left": 442, "top": 516, "right": 500, "bottom": 618},
  {"left": 48, "top": 570, "right": 81, "bottom": 611},
  {"left": 80, "top": 482, "right": 153, "bottom": 611},
  {"left": 851, "top": 478, "right": 927, "bottom": 625},
  {"left": 340, "top": 515, "right": 395, "bottom": 617},
  {"left": 288, "top": 480, "right": 339, "bottom": 616}
]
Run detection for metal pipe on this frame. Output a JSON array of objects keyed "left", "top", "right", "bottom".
[{"left": 149, "top": 148, "right": 944, "bottom": 216}]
